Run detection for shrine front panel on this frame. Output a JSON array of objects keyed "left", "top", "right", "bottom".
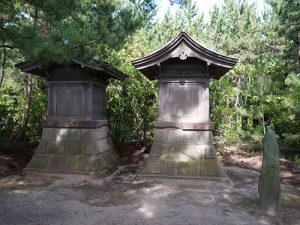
[
  {"left": 159, "top": 80, "right": 209, "bottom": 122},
  {"left": 52, "top": 85, "right": 87, "bottom": 118}
]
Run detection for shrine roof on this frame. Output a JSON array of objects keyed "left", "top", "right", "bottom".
[
  {"left": 16, "top": 60, "right": 128, "bottom": 80},
  {"left": 131, "top": 32, "right": 238, "bottom": 80}
]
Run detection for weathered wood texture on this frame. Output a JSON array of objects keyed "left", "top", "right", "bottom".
[{"left": 158, "top": 60, "right": 210, "bottom": 123}]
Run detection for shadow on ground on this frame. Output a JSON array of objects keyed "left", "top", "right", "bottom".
[{"left": 0, "top": 164, "right": 299, "bottom": 225}]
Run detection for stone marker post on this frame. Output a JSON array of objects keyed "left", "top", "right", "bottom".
[
  {"left": 258, "top": 127, "right": 280, "bottom": 214},
  {"left": 132, "top": 32, "right": 238, "bottom": 177},
  {"left": 16, "top": 60, "right": 127, "bottom": 175}
]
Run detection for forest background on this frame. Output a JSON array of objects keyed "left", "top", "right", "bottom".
[{"left": 0, "top": 0, "right": 299, "bottom": 162}]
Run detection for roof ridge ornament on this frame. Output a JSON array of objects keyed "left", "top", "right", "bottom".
[{"left": 179, "top": 51, "right": 188, "bottom": 60}]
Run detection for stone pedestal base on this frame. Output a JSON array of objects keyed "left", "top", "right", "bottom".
[
  {"left": 141, "top": 128, "right": 224, "bottom": 177},
  {"left": 26, "top": 126, "right": 119, "bottom": 176}
]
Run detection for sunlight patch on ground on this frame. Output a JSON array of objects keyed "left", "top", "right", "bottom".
[
  {"left": 259, "top": 218, "right": 271, "bottom": 225},
  {"left": 138, "top": 203, "right": 154, "bottom": 218},
  {"left": 11, "top": 189, "right": 29, "bottom": 194},
  {"left": 142, "top": 184, "right": 174, "bottom": 198}
]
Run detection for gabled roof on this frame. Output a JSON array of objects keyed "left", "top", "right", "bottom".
[
  {"left": 132, "top": 32, "right": 238, "bottom": 79},
  {"left": 16, "top": 60, "right": 128, "bottom": 80}
]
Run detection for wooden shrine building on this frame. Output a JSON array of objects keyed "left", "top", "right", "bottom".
[
  {"left": 16, "top": 60, "right": 127, "bottom": 175},
  {"left": 132, "top": 32, "right": 237, "bottom": 177}
]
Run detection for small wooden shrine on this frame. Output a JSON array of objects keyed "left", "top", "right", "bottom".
[
  {"left": 16, "top": 60, "right": 127, "bottom": 175},
  {"left": 132, "top": 32, "right": 237, "bottom": 177}
]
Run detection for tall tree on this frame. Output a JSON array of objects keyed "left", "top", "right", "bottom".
[
  {"left": 0, "top": 0, "right": 157, "bottom": 63},
  {"left": 267, "top": 0, "right": 300, "bottom": 73}
]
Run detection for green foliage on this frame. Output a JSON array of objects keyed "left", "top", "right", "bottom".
[
  {"left": 106, "top": 30, "right": 158, "bottom": 145},
  {"left": 285, "top": 73, "right": 300, "bottom": 112},
  {"left": 205, "top": 0, "right": 263, "bottom": 63},
  {"left": 294, "top": 155, "right": 300, "bottom": 167},
  {"left": 107, "top": 76, "right": 158, "bottom": 145},
  {"left": 25, "top": 78, "right": 47, "bottom": 143},
  {"left": 0, "top": 0, "right": 156, "bottom": 63},
  {"left": 281, "top": 70, "right": 300, "bottom": 148},
  {"left": 0, "top": 72, "right": 47, "bottom": 144},
  {"left": 266, "top": 0, "right": 300, "bottom": 71}
]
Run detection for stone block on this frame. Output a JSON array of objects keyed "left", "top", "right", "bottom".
[
  {"left": 149, "top": 144, "right": 161, "bottom": 156},
  {"left": 166, "top": 130, "right": 212, "bottom": 144},
  {"left": 205, "top": 146, "right": 217, "bottom": 159},
  {"left": 168, "top": 130, "right": 198, "bottom": 143},
  {"left": 52, "top": 128, "right": 80, "bottom": 141},
  {"left": 41, "top": 128, "right": 52, "bottom": 140},
  {"left": 96, "top": 126, "right": 109, "bottom": 140},
  {"left": 48, "top": 155, "right": 65, "bottom": 170},
  {"left": 150, "top": 143, "right": 176, "bottom": 157},
  {"left": 96, "top": 155, "right": 109, "bottom": 171},
  {"left": 198, "top": 131, "right": 213, "bottom": 144},
  {"left": 178, "top": 144, "right": 195, "bottom": 157},
  {"left": 26, "top": 126, "right": 119, "bottom": 175},
  {"left": 65, "top": 129, "right": 81, "bottom": 140},
  {"left": 102, "top": 151, "right": 115, "bottom": 166},
  {"left": 162, "top": 144, "right": 177, "bottom": 155},
  {"left": 97, "top": 138, "right": 113, "bottom": 153},
  {"left": 153, "top": 129, "right": 169, "bottom": 143},
  {"left": 176, "top": 158, "right": 200, "bottom": 176},
  {"left": 63, "top": 156, "right": 77, "bottom": 170},
  {"left": 52, "top": 128, "right": 67, "bottom": 141},
  {"left": 142, "top": 157, "right": 168, "bottom": 174},
  {"left": 142, "top": 128, "right": 223, "bottom": 177},
  {"left": 85, "top": 142, "right": 100, "bottom": 155},
  {"left": 80, "top": 129, "right": 98, "bottom": 141},
  {"left": 166, "top": 159, "right": 178, "bottom": 175},
  {"left": 36, "top": 140, "right": 48, "bottom": 153},
  {"left": 64, "top": 141, "right": 84, "bottom": 155},
  {"left": 201, "top": 159, "right": 223, "bottom": 176},
  {"left": 47, "top": 142, "right": 64, "bottom": 154},
  {"left": 26, "top": 153, "right": 49, "bottom": 170},
  {"left": 76, "top": 155, "right": 97, "bottom": 171},
  {"left": 180, "top": 144, "right": 206, "bottom": 159},
  {"left": 93, "top": 151, "right": 119, "bottom": 171},
  {"left": 194, "top": 145, "right": 206, "bottom": 159}
]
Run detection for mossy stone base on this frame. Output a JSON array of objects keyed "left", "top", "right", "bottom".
[
  {"left": 141, "top": 128, "right": 224, "bottom": 177},
  {"left": 26, "top": 126, "right": 119, "bottom": 176}
]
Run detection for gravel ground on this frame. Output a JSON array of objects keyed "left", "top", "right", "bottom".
[{"left": 0, "top": 166, "right": 299, "bottom": 225}]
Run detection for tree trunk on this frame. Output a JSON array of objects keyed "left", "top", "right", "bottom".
[
  {"left": 0, "top": 46, "right": 6, "bottom": 88},
  {"left": 297, "top": 30, "right": 300, "bottom": 73},
  {"left": 234, "top": 77, "right": 241, "bottom": 129},
  {"left": 259, "top": 75, "right": 266, "bottom": 134},
  {"left": 19, "top": 73, "right": 33, "bottom": 142}
]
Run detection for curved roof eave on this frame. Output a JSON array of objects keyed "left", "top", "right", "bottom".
[
  {"left": 16, "top": 60, "right": 128, "bottom": 80},
  {"left": 132, "top": 32, "right": 238, "bottom": 70}
]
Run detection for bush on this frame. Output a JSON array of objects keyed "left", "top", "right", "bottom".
[{"left": 106, "top": 75, "right": 158, "bottom": 146}]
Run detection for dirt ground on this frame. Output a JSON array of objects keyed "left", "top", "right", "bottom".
[
  {"left": 0, "top": 147, "right": 300, "bottom": 225},
  {"left": 218, "top": 149, "right": 300, "bottom": 187},
  {"left": 0, "top": 165, "right": 300, "bottom": 225}
]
